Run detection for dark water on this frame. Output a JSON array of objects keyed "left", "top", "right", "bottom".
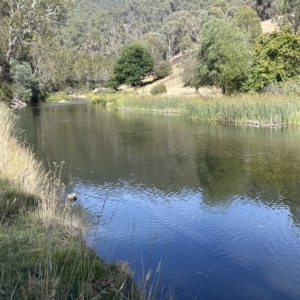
[{"left": 18, "top": 102, "right": 300, "bottom": 300}]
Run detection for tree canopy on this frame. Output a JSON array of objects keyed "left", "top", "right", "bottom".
[
  {"left": 0, "top": 0, "right": 73, "bottom": 80},
  {"left": 193, "top": 18, "right": 252, "bottom": 94},
  {"left": 109, "top": 43, "right": 154, "bottom": 88},
  {"left": 234, "top": 6, "right": 262, "bottom": 40},
  {"left": 280, "top": 0, "right": 300, "bottom": 34},
  {"left": 244, "top": 26, "right": 300, "bottom": 92}
]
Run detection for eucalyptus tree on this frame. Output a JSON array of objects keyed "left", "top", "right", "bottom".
[
  {"left": 0, "top": 0, "right": 73, "bottom": 78},
  {"left": 234, "top": 6, "right": 262, "bottom": 40},
  {"left": 280, "top": 0, "right": 300, "bottom": 34}
]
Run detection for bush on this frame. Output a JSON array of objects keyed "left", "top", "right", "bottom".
[
  {"left": 150, "top": 83, "right": 167, "bottom": 95},
  {"left": 65, "top": 87, "right": 73, "bottom": 95},
  {"left": 263, "top": 83, "right": 283, "bottom": 95},
  {"left": 0, "top": 82, "right": 14, "bottom": 103},
  {"left": 109, "top": 43, "right": 154, "bottom": 88},
  {"left": 282, "top": 78, "right": 300, "bottom": 95},
  {"left": 244, "top": 27, "right": 300, "bottom": 92},
  {"left": 10, "top": 60, "right": 40, "bottom": 102},
  {"left": 154, "top": 62, "right": 172, "bottom": 79}
]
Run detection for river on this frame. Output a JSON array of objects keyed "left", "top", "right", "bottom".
[{"left": 18, "top": 101, "right": 300, "bottom": 300}]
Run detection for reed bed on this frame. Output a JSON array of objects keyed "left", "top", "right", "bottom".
[
  {"left": 0, "top": 102, "right": 148, "bottom": 299},
  {"left": 113, "top": 93, "right": 300, "bottom": 125}
]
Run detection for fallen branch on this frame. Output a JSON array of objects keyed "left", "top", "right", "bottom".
[{"left": 9, "top": 97, "right": 27, "bottom": 112}]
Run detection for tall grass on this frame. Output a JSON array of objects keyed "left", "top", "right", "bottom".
[
  {"left": 45, "top": 92, "right": 71, "bottom": 103},
  {"left": 113, "top": 93, "right": 300, "bottom": 125},
  {"left": 0, "top": 102, "right": 147, "bottom": 299}
]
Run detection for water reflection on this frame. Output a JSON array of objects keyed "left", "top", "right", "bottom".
[{"left": 18, "top": 102, "right": 300, "bottom": 299}]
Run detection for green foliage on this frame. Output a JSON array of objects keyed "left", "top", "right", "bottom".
[
  {"left": 109, "top": 43, "right": 154, "bottom": 88},
  {"left": 45, "top": 92, "right": 71, "bottom": 102},
  {"left": 244, "top": 26, "right": 300, "bottom": 92},
  {"left": 154, "top": 62, "right": 172, "bottom": 79},
  {"left": 141, "top": 32, "right": 168, "bottom": 63},
  {"left": 280, "top": 0, "right": 300, "bottom": 33},
  {"left": 150, "top": 83, "right": 168, "bottom": 95},
  {"left": 86, "top": 92, "right": 126, "bottom": 105},
  {"left": 194, "top": 19, "right": 252, "bottom": 94},
  {"left": 208, "top": 6, "right": 225, "bottom": 18},
  {"left": 208, "top": 0, "right": 228, "bottom": 18},
  {"left": 234, "top": 6, "right": 262, "bottom": 40},
  {"left": 0, "top": 82, "right": 13, "bottom": 103},
  {"left": 0, "top": 0, "right": 73, "bottom": 80},
  {"left": 10, "top": 60, "right": 40, "bottom": 102},
  {"left": 116, "top": 93, "right": 300, "bottom": 125}
]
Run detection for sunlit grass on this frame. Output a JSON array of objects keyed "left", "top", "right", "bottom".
[
  {"left": 45, "top": 92, "right": 71, "bottom": 103},
  {"left": 110, "top": 93, "right": 300, "bottom": 125}
]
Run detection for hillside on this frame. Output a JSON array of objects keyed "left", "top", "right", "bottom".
[
  {"left": 130, "top": 18, "right": 278, "bottom": 97},
  {"left": 62, "top": 0, "right": 279, "bottom": 57}
]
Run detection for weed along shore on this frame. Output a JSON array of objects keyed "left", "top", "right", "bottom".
[
  {"left": 89, "top": 92, "right": 300, "bottom": 126},
  {"left": 0, "top": 103, "right": 141, "bottom": 299}
]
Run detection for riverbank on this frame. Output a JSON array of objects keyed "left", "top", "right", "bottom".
[
  {"left": 0, "top": 103, "right": 140, "bottom": 299},
  {"left": 89, "top": 92, "right": 300, "bottom": 126}
]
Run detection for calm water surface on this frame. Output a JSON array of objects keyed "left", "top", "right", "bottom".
[{"left": 18, "top": 102, "right": 300, "bottom": 300}]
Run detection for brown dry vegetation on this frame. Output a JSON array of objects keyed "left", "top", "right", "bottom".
[{"left": 261, "top": 18, "right": 279, "bottom": 33}]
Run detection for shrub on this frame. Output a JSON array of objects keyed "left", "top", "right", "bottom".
[
  {"left": 109, "top": 43, "right": 154, "bottom": 88},
  {"left": 245, "top": 27, "right": 300, "bottom": 92},
  {"left": 154, "top": 62, "right": 172, "bottom": 79},
  {"left": 10, "top": 60, "right": 40, "bottom": 102},
  {"left": 282, "top": 78, "right": 300, "bottom": 95},
  {"left": 0, "top": 82, "right": 14, "bottom": 103},
  {"left": 150, "top": 83, "right": 167, "bottom": 95},
  {"left": 65, "top": 87, "right": 73, "bottom": 95},
  {"left": 263, "top": 83, "right": 283, "bottom": 95}
]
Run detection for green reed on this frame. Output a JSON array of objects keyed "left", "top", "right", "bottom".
[{"left": 114, "top": 93, "right": 300, "bottom": 125}]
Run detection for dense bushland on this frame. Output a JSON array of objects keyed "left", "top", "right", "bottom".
[{"left": 0, "top": 0, "right": 288, "bottom": 101}]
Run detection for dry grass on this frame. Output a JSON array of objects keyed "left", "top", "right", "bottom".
[
  {"left": 261, "top": 19, "right": 279, "bottom": 34},
  {"left": 120, "top": 63, "right": 202, "bottom": 97}
]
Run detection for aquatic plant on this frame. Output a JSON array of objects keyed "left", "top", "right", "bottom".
[{"left": 113, "top": 93, "right": 300, "bottom": 125}]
